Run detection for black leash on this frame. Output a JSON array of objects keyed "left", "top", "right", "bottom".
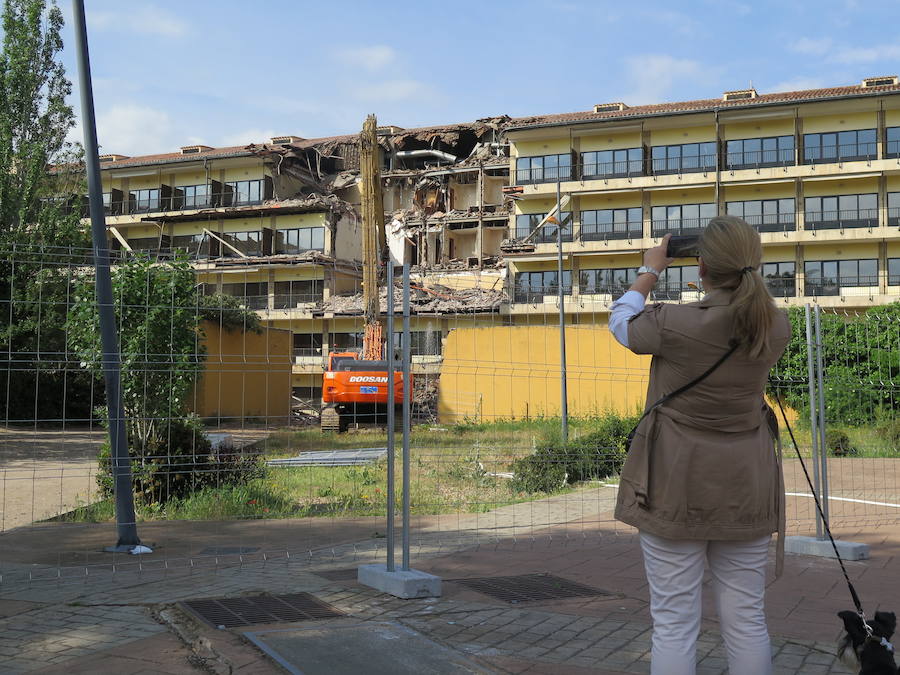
[{"left": 772, "top": 392, "right": 875, "bottom": 639}]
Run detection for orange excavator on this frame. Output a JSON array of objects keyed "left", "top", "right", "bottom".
[{"left": 320, "top": 352, "right": 408, "bottom": 432}]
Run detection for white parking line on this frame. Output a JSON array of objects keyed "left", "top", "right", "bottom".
[{"left": 785, "top": 492, "right": 900, "bottom": 509}]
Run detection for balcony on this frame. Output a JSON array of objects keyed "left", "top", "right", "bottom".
[
  {"left": 274, "top": 293, "right": 322, "bottom": 309},
  {"left": 650, "top": 282, "right": 702, "bottom": 302},
  {"left": 741, "top": 213, "right": 796, "bottom": 233},
  {"left": 581, "top": 159, "right": 643, "bottom": 179},
  {"left": 579, "top": 220, "right": 643, "bottom": 241},
  {"left": 726, "top": 148, "right": 794, "bottom": 170},
  {"left": 804, "top": 209, "right": 878, "bottom": 231},
  {"left": 513, "top": 285, "right": 573, "bottom": 304},
  {"left": 651, "top": 218, "right": 707, "bottom": 237},
  {"left": 514, "top": 165, "right": 573, "bottom": 185},
  {"left": 890, "top": 206, "right": 900, "bottom": 227},
  {"left": 803, "top": 142, "right": 877, "bottom": 165},
  {"left": 764, "top": 277, "right": 796, "bottom": 298},
  {"left": 886, "top": 139, "right": 900, "bottom": 159},
  {"left": 805, "top": 275, "right": 879, "bottom": 298}
]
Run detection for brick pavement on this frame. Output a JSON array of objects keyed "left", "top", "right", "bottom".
[{"left": 1, "top": 484, "right": 897, "bottom": 673}]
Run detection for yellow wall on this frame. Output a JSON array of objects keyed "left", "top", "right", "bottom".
[
  {"left": 579, "top": 194, "right": 641, "bottom": 210},
  {"left": 194, "top": 321, "right": 292, "bottom": 421},
  {"left": 650, "top": 188, "right": 715, "bottom": 207},
  {"left": 513, "top": 138, "right": 572, "bottom": 157},
  {"left": 722, "top": 119, "right": 795, "bottom": 140},
  {"left": 650, "top": 125, "right": 715, "bottom": 146},
  {"left": 802, "top": 177, "right": 878, "bottom": 197},
  {"left": 579, "top": 132, "right": 642, "bottom": 152},
  {"left": 437, "top": 325, "right": 650, "bottom": 421},
  {"left": 723, "top": 183, "right": 794, "bottom": 202},
  {"left": 803, "top": 242, "right": 879, "bottom": 261},
  {"left": 802, "top": 112, "right": 876, "bottom": 134}
]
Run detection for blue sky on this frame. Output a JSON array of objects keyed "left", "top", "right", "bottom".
[{"left": 56, "top": 0, "right": 900, "bottom": 157}]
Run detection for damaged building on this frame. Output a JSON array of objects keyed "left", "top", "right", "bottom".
[{"left": 83, "top": 119, "right": 518, "bottom": 415}]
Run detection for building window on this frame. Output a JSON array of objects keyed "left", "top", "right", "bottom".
[
  {"left": 803, "top": 129, "right": 876, "bottom": 164},
  {"left": 293, "top": 385, "right": 323, "bottom": 402},
  {"left": 762, "top": 262, "right": 796, "bottom": 297},
  {"left": 580, "top": 207, "right": 643, "bottom": 241},
  {"left": 579, "top": 267, "right": 638, "bottom": 298},
  {"left": 129, "top": 188, "right": 160, "bottom": 214},
  {"left": 515, "top": 213, "right": 573, "bottom": 243},
  {"left": 226, "top": 179, "right": 263, "bottom": 206},
  {"left": 804, "top": 259, "right": 878, "bottom": 296},
  {"left": 888, "top": 258, "right": 900, "bottom": 286},
  {"left": 220, "top": 230, "right": 262, "bottom": 256},
  {"left": 292, "top": 333, "right": 323, "bottom": 357},
  {"left": 275, "top": 227, "right": 326, "bottom": 254},
  {"left": 651, "top": 203, "right": 716, "bottom": 236},
  {"left": 171, "top": 233, "right": 212, "bottom": 258},
  {"left": 514, "top": 270, "right": 572, "bottom": 303},
  {"left": 392, "top": 330, "right": 443, "bottom": 356},
  {"left": 176, "top": 184, "right": 210, "bottom": 209},
  {"left": 725, "top": 135, "right": 794, "bottom": 169},
  {"left": 726, "top": 198, "right": 795, "bottom": 232},
  {"left": 804, "top": 194, "right": 877, "bottom": 230},
  {"left": 651, "top": 142, "right": 716, "bottom": 174},
  {"left": 126, "top": 237, "right": 164, "bottom": 254},
  {"left": 887, "top": 127, "right": 900, "bottom": 158},
  {"left": 220, "top": 281, "right": 268, "bottom": 310},
  {"left": 888, "top": 192, "right": 900, "bottom": 226},
  {"left": 654, "top": 265, "right": 700, "bottom": 300},
  {"left": 581, "top": 148, "right": 643, "bottom": 178},
  {"left": 102, "top": 192, "right": 122, "bottom": 215},
  {"left": 331, "top": 332, "right": 364, "bottom": 351},
  {"left": 515, "top": 154, "right": 572, "bottom": 184},
  {"left": 273, "top": 280, "right": 323, "bottom": 308}
]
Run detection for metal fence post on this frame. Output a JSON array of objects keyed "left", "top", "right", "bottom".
[
  {"left": 401, "top": 263, "right": 411, "bottom": 571},
  {"left": 804, "top": 304, "right": 823, "bottom": 540},
  {"left": 814, "top": 305, "right": 830, "bottom": 532},
  {"left": 386, "top": 259, "right": 395, "bottom": 572},
  {"left": 72, "top": 0, "right": 144, "bottom": 552},
  {"left": 556, "top": 179, "right": 569, "bottom": 443}
]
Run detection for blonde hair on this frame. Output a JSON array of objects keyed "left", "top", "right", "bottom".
[{"left": 698, "top": 215, "right": 780, "bottom": 358}]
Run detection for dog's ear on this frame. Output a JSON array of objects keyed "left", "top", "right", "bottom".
[
  {"left": 873, "top": 611, "right": 896, "bottom": 639},
  {"left": 838, "top": 610, "right": 867, "bottom": 643}
]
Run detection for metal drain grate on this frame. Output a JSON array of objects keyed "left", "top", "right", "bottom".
[
  {"left": 198, "top": 546, "right": 260, "bottom": 555},
  {"left": 180, "top": 593, "right": 345, "bottom": 628},
  {"left": 450, "top": 573, "right": 609, "bottom": 603}
]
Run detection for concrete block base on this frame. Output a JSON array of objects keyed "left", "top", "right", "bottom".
[
  {"left": 358, "top": 563, "right": 442, "bottom": 599},
  {"left": 785, "top": 535, "right": 870, "bottom": 561}
]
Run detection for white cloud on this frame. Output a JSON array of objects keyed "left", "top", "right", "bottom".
[
  {"left": 95, "top": 104, "right": 175, "bottom": 156},
  {"left": 350, "top": 79, "right": 435, "bottom": 102},
  {"left": 614, "top": 55, "right": 717, "bottom": 105},
  {"left": 831, "top": 43, "right": 900, "bottom": 64},
  {"left": 219, "top": 128, "right": 279, "bottom": 147},
  {"left": 88, "top": 5, "right": 187, "bottom": 37},
  {"left": 790, "top": 37, "right": 832, "bottom": 56},
  {"left": 337, "top": 45, "right": 397, "bottom": 72},
  {"left": 640, "top": 8, "right": 697, "bottom": 35},
  {"left": 766, "top": 77, "right": 827, "bottom": 93}
]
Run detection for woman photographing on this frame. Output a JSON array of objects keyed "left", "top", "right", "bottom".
[{"left": 609, "top": 215, "right": 791, "bottom": 675}]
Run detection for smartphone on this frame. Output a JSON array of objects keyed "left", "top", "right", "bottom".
[{"left": 666, "top": 235, "right": 700, "bottom": 258}]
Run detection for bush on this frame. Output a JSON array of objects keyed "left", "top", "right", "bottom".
[
  {"left": 878, "top": 418, "right": 900, "bottom": 450},
  {"left": 511, "top": 413, "right": 640, "bottom": 494},
  {"left": 825, "top": 429, "right": 857, "bottom": 457},
  {"left": 97, "top": 416, "right": 264, "bottom": 505}
]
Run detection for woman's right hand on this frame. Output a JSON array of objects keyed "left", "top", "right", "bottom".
[{"left": 644, "top": 234, "right": 675, "bottom": 273}]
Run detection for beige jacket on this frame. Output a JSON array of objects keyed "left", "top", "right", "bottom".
[{"left": 614, "top": 290, "right": 791, "bottom": 569}]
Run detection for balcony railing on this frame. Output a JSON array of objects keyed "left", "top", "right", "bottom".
[
  {"left": 274, "top": 294, "right": 323, "bottom": 309},
  {"left": 513, "top": 286, "right": 573, "bottom": 304},
  {"left": 515, "top": 166, "right": 572, "bottom": 184},
  {"left": 741, "top": 213, "right": 796, "bottom": 233},
  {"left": 764, "top": 277, "right": 796, "bottom": 297},
  {"left": 651, "top": 155, "right": 716, "bottom": 175},
  {"left": 887, "top": 140, "right": 900, "bottom": 158},
  {"left": 650, "top": 282, "right": 703, "bottom": 301},
  {"left": 517, "top": 226, "right": 574, "bottom": 244},
  {"left": 579, "top": 221, "right": 643, "bottom": 241},
  {"left": 293, "top": 347, "right": 323, "bottom": 358},
  {"left": 804, "top": 209, "right": 878, "bottom": 230},
  {"left": 803, "top": 142, "right": 877, "bottom": 164},
  {"left": 651, "top": 218, "right": 707, "bottom": 237},
  {"left": 726, "top": 148, "right": 794, "bottom": 170},
  {"left": 805, "top": 275, "right": 880, "bottom": 297},
  {"left": 581, "top": 159, "right": 643, "bottom": 179},
  {"left": 84, "top": 189, "right": 268, "bottom": 217},
  {"left": 889, "top": 206, "right": 900, "bottom": 227}
]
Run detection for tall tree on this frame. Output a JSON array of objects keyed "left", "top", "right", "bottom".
[{"left": 0, "top": 0, "right": 90, "bottom": 424}]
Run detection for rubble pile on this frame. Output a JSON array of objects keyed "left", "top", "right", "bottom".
[{"left": 323, "top": 283, "right": 505, "bottom": 315}]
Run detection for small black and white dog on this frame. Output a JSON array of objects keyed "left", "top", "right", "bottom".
[{"left": 838, "top": 610, "right": 898, "bottom": 674}]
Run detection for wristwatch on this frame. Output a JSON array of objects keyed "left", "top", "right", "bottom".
[{"left": 637, "top": 265, "right": 661, "bottom": 279}]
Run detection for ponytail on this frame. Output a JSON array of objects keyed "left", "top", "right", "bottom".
[{"left": 699, "top": 216, "right": 780, "bottom": 359}]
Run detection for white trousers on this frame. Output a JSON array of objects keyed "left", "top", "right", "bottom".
[{"left": 639, "top": 532, "right": 772, "bottom": 675}]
